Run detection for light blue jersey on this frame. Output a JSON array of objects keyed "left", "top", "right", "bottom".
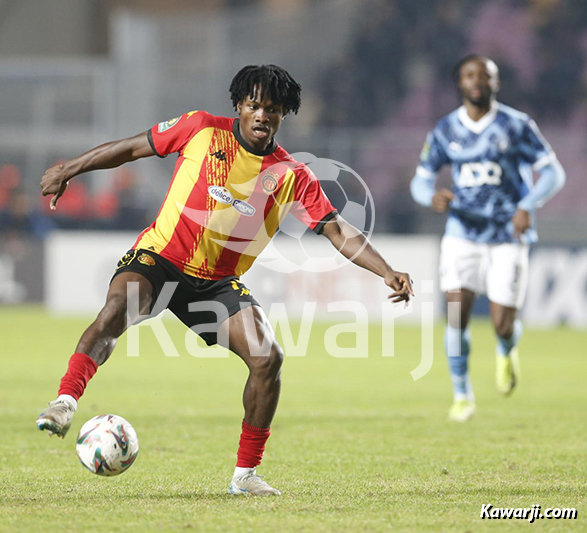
[{"left": 415, "top": 102, "right": 556, "bottom": 243}]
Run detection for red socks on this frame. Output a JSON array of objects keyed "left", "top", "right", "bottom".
[
  {"left": 58, "top": 355, "right": 270, "bottom": 468},
  {"left": 236, "top": 420, "right": 271, "bottom": 468},
  {"left": 58, "top": 353, "right": 98, "bottom": 401}
]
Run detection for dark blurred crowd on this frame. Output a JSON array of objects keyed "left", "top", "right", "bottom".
[
  {"left": 3, "top": 0, "right": 585, "bottom": 239},
  {"left": 320, "top": 0, "right": 587, "bottom": 127},
  {"left": 0, "top": 164, "right": 149, "bottom": 239}
]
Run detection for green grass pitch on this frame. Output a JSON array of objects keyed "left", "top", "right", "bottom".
[{"left": 1, "top": 306, "right": 585, "bottom": 532}]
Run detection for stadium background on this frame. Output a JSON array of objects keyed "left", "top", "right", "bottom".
[
  {"left": 1, "top": 2, "right": 586, "bottom": 531},
  {"left": 1, "top": 0, "right": 586, "bottom": 328}
]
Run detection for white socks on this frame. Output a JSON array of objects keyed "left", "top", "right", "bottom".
[
  {"left": 56, "top": 394, "right": 78, "bottom": 410},
  {"left": 233, "top": 466, "right": 254, "bottom": 478}
]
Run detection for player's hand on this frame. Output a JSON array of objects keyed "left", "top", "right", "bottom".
[
  {"left": 384, "top": 270, "right": 415, "bottom": 307},
  {"left": 512, "top": 208, "right": 531, "bottom": 238},
  {"left": 431, "top": 189, "right": 454, "bottom": 213},
  {"left": 40, "top": 164, "right": 69, "bottom": 210}
]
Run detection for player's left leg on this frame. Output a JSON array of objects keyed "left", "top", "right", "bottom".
[
  {"left": 218, "top": 305, "right": 283, "bottom": 496},
  {"left": 167, "top": 275, "right": 281, "bottom": 495},
  {"left": 490, "top": 302, "right": 523, "bottom": 395},
  {"left": 487, "top": 242, "right": 529, "bottom": 395}
]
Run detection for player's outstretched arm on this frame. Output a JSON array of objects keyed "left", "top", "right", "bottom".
[
  {"left": 321, "top": 214, "right": 414, "bottom": 304},
  {"left": 40, "top": 131, "right": 155, "bottom": 210}
]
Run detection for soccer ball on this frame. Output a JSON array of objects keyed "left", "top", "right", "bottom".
[{"left": 76, "top": 414, "right": 139, "bottom": 476}]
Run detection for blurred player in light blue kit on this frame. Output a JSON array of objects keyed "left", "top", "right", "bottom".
[{"left": 410, "top": 55, "right": 566, "bottom": 421}]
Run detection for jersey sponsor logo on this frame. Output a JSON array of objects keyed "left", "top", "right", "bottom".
[
  {"left": 157, "top": 116, "right": 180, "bottom": 133},
  {"left": 459, "top": 162, "right": 502, "bottom": 187},
  {"left": 232, "top": 199, "right": 256, "bottom": 217},
  {"left": 207, "top": 186, "right": 254, "bottom": 215},
  {"left": 137, "top": 253, "right": 156, "bottom": 266},
  {"left": 261, "top": 172, "right": 279, "bottom": 193},
  {"left": 208, "top": 186, "right": 234, "bottom": 205}
]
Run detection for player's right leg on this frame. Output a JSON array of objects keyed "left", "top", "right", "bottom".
[
  {"left": 439, "top": 236, "right": 484, "bottom": 422},
  {"left": 445, "top": 289, "right": 476, "bottom": 422},
  {"left": 36, "top": 271, "right": 153, "bottom": 437}
]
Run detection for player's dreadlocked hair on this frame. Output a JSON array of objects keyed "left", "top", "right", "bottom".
[
  {"left": 452, "top": 54, "right": 498, "bottom": 84},
  {"left": 229, "top": 65, "right": 302, "bottom": 115}
]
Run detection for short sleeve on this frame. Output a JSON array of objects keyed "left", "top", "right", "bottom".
[
  {"left": 148, "top": 110, "right": 210, "bottom": 157},
  {"left": 417, "top": 128, "right": 449, "bottom": 177},
  {"left": 290, "top": 168, "right": 337, "bottom": 234},
  {"left": 518, "top": 118, "right": 554, "bottom": 170}
]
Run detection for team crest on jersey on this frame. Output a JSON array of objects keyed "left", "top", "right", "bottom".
[
  {"left": 261, "top": 172, "right": 279, "bottom": 193},
  {"left": 137, "top": 253, "right": 156, "bottom": 266},
  {"left": 158, "top": 116, "right": 180, "bottom": 133}
]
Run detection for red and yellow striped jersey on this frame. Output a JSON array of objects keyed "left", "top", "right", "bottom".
[{"left": 134, "top": 111, "right": 336, "bottom": 280}]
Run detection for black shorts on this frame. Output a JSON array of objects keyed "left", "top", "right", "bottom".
[{"left": 111, "top": 249, "right": 259, "bottom": 346}]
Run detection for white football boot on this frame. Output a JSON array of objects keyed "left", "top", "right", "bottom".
[
  {"left": 228, "top": 468, "right": 281, "bottom": 496},
  {"left": 36, "top": 399, "right": 76, "bottom": 438}
]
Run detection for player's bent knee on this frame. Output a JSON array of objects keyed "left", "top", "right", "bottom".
[
  {"left": 249, "top": 343, "right": 284, "bottom": 379},
  {"left": 269, "top": 343, "right": 284, "bottom": 371}
]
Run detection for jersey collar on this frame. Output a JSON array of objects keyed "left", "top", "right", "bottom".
[
  {"left": 457, "top": 101, "right": 499, "bottom": 134},
  {"left": 232, "top": 119, "right": 277, "bottom": 156}
]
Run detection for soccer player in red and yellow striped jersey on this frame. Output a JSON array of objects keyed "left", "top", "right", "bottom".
[
  {"left": 37, "top": 65, "right": 414, "bottom": 496},
  {"left": 137, "top": 107, "right": 336, "bottom": 280}
]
